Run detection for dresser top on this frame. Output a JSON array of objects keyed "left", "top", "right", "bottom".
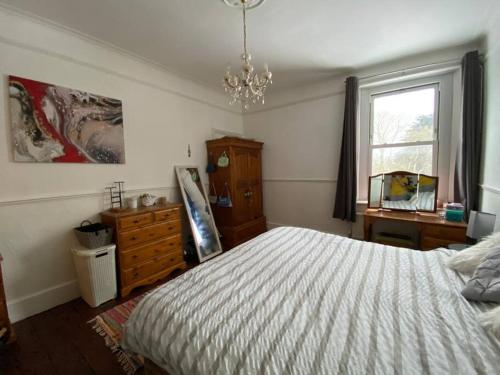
[
  {"left": 364, "top": 208, "right": 467, "bottom": 228},
  {"left": 101, "top": 203, "right": 183, "bottom": 218}
]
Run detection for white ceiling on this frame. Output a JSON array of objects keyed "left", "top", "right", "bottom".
[{"left": 1, "top": 0, "right": 499, "bottom": 91}]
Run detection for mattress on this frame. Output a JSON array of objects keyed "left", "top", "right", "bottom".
[{"left": 122, "top": 226, "right": 500, "bottom": 374}]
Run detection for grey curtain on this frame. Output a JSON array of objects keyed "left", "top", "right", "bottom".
[
  {"left": 455, "top": 51, "right": 484, "bottom": 221},
  {"left": 333, "top": 76, "right": 359, "bottom": 222}
]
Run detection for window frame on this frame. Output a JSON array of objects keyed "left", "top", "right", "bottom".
[
  {"left": 367, "top": 83, "right": 440, "bottom": 177},
  {"left": 358, "top": 73, "right": 457, "bottom": 203}
]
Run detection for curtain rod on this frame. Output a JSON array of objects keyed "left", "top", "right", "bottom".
[{"left": 346, "top": 58, "right": 463, "bottom": 83}]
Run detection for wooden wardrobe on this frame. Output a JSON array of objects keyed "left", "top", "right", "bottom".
[{"left": 206, "top": 137, "right": 266, "bottom": 249}]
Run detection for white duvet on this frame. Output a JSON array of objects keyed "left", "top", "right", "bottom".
[{"left": 123, "top": 227, "right": 500, "bottom": 374}]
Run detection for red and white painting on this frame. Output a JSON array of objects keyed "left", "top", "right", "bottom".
[{"left": 8, "top": 76, "right": 125, "bottom": 163}]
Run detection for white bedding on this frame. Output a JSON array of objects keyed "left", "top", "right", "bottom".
[{"left": 123, "top": 227, "right": 500, "bottom": 374}]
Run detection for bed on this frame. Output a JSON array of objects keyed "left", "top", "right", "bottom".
[{"left": 122, "top": 226, "right": 500, "bottom": 374}]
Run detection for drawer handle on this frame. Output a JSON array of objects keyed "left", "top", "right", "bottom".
[
  {"left": 149, "top": 233, "right": 155, "bottom": 237},
  {"left": 133, "top": 220, "right": 139, "bottom": 224},
  {"left": 170, "top": 258, "right": 175, "bottom": 262},
  {"left": 133, "top": 272, "right": 139, "bottom": 278},
  {"left": 131, "top": 236, "right": 137, "bottom": 241},
  {"left": 168, "top": 226, "right": 173, "bottom": 230},
  {"left": 169, "top": 243, "right": 174, "bottom": 246},
  {"left": 132, "top": 255, "right": 138, "bottom": 259},
  {"left": 154, "top": 249, "right": 160, "bottom": 253}
]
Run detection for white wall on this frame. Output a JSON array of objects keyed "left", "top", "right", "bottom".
[
  {"left": 244, "top": 44, "right": 478, "bottom": 239},
  {"left": 481, "top": 15, "right": 500, "bottom": 231},
  {"left": 244, "top": 83, "right": 352, "bottom": 236},
  {"left": 0, "top": 7, "right": 243, "bottom": 322}
]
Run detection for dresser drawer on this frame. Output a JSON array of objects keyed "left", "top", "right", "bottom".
[
  {"left": 154, "top": 209, "right": 180, "bottom": 223},
  {"left": 123, "top": 261, "right": 154, "bottom": 285},
  {"left": 421, "top": 236, "right": 458, "bottom": 251},
  {"left": 422, "top": 225, "right": 466, "bottom": 242},
  {"left": 120, "top": 235, "right": 182, "bottom": 268},
  {"left": 119, "top": 213, "right": 153, "bottom": 230},
  {"left": 152, "top": 252, "right": 185, "bottom": 274},
  {"left": 120, "top": 221, "right": 180, "bottom": 249}
]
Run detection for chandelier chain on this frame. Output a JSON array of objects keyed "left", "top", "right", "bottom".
[
  {"left": 243, "top": 4, "right": 247, "bottom": 59},
  {"left": 222, "top": 0, "right": 272, "bottom": 109}
]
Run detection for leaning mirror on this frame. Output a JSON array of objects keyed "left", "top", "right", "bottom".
[{"left": 175, "top": 166, "right": 223, "bottom": 262}]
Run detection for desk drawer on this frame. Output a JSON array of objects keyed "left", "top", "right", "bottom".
[
  {"left": 119, "top": 213, "right": 153, "bottom": 230},
  {"left": 422, "top": 225, "right": 466, "bottom": 242},
  {"left": 119, "top": 221, "right": 180, "bottom": 249},
  {"left": 154, "top": 209, "right": 180, "bottom": 223},
  {"left": 121, "top": 235, "right": 182, "bottom": 268}
]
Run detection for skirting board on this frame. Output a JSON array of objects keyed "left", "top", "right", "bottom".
[{"left": 7, "top": 279, "right": 80, "bottom": 322}]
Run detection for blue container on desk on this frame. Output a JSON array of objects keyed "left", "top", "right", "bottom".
[{"left": 446, "top": 209, "right": 464, "bottom": 222}]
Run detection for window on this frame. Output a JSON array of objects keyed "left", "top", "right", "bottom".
[
  {"left": 369, "top": 84, "right": 438, "bottom": 175},
  {"left": 358, "top": 72, "right": 458, "bottom": 203}
]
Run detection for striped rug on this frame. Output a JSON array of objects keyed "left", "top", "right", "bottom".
[{"left": 89, "top": 296, "right": 146, "bottom": 374}]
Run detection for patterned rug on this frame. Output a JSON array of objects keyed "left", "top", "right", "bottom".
[{"left": 89, "top": 295, "right": 146, "bottom": 374}]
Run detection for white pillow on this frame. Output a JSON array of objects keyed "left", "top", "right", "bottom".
[
  {"left": 478, "top": 306, "right": 500, "bottom": 340},
  {"left": 446, "top": 231, "right": 500, "bottom": 275}
]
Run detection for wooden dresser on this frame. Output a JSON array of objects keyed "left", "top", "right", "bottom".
[
  {"left": 364, "top": 209, "right": 467, "bottom": 250},
  {"left": 101, "top": 204, "right": 186, "bottom": 297},
  {"left": 206, "top": 137, "right": 267, "bottom": 249},
  {"left": 0, "top": 255, "right": 14, "bottom": 344}
]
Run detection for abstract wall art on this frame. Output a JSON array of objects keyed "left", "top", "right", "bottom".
[{"left": 8, "top": 76, "right": 125, "bottom": 163}]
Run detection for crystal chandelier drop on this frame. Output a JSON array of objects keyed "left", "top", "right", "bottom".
[{"left": 222, "top": 0, "right": 272, "bottom": 110}]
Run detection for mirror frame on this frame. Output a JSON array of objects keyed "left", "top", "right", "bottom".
[
  {"left": 367, "top": 171, "right": 439, "bottom": 213},
  {"left": 175, "top": 165, "right": 223, "bottom": 262}
]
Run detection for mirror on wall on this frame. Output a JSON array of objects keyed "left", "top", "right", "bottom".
[
  {"left": 175, "top": 166, "right": 223, "bottom": 262},
  {"left": 368, "top": 171, "right": 438, "bottom": 213}
]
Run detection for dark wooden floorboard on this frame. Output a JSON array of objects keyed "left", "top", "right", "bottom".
[{"left": 0, "top": 269, "right": 191, "bottom": 375}]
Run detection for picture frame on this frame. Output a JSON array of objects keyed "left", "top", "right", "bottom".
[{"left": 175, "top": 166, "right": 223, "bottom": 262}]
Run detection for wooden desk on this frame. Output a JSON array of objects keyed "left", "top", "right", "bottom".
[{"left": 364, "top": 209, "right": 467, "bottom": 250}]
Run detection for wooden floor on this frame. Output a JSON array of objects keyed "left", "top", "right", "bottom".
[{"left": 0, "top": 270, "right": 187, "bottom": 375}]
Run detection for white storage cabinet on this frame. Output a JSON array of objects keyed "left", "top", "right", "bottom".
[{"left": 72, "top": 244, "right": 117, "bottom": 307}]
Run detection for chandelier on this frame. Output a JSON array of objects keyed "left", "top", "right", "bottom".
[{"left": 222, "top": 0, "right": 272, "bottom": 110}]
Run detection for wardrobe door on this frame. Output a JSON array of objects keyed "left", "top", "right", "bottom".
[
  {"left": 247, "top": 149, "right": 263, "bottom": 220},
  {"left": 233, "top": 147, "right": 252, "bottom": 224}
]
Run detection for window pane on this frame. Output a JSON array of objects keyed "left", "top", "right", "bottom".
[
  {"left": 372, "top": 87, "right": 436, "bottom": 145},
  {"left": 372, "top": 145, "right": 433, "bottom": 175}
]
